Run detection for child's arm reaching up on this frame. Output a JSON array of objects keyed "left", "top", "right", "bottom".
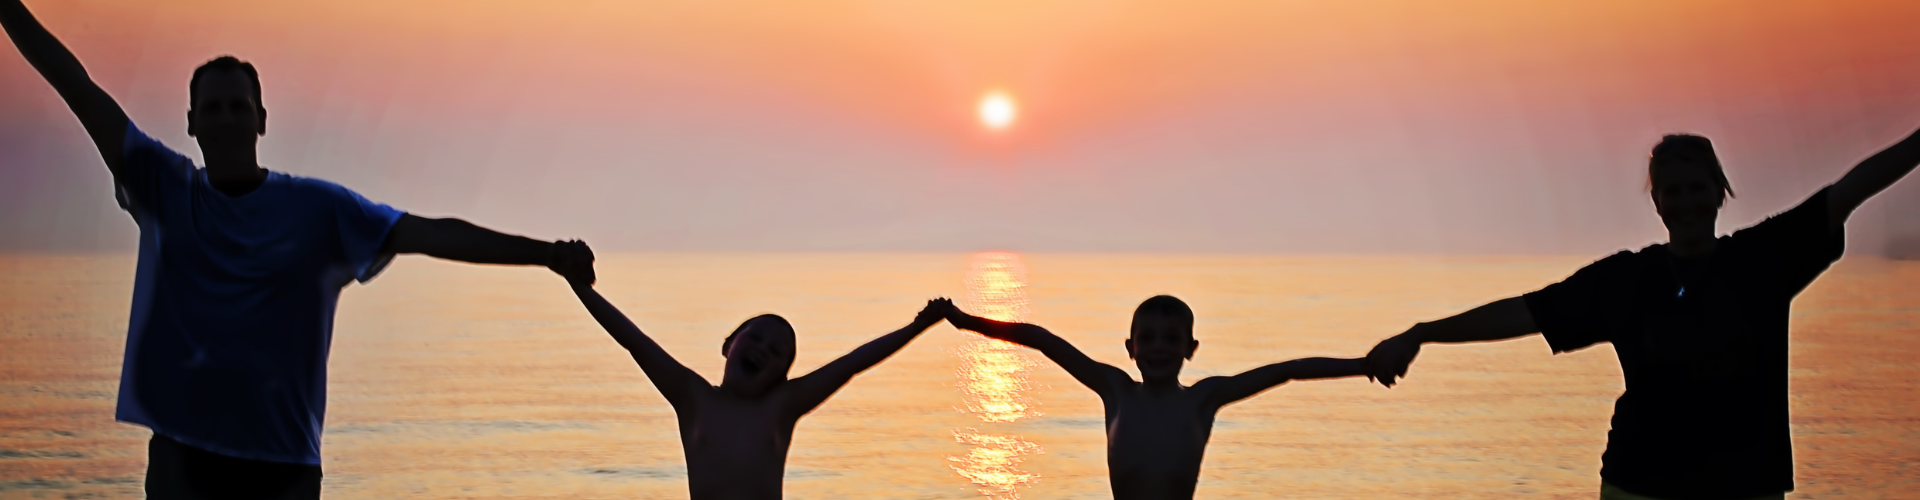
[
  {"left": 559, "top": 245, "right": 709, "bottom": 409},
  {"left": 1198, "top": 357, "right": 1367, "bottom": 410},
  {"left": 945, "top": 304, "right": 1133, "bottom": 397},
  {"left": 782, "top": 298, "right": 950, "bottom": 418}
]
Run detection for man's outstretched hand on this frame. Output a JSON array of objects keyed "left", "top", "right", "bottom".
[
  {"left": 548, "top": 240, "right": 596, "bottom": 286},
  {"left": 1363, "top": 330, "right": 1421, "bottom": 387}
]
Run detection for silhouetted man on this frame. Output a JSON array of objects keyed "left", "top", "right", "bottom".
[
  {"left": 1364, "top": 129, "right": 1920, "bottom": 500},
  {"left": 2, "top": 2, "right": 592, "bottom": 498}
]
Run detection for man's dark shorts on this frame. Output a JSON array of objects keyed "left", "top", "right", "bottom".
[{"left": 145, "top": 434, "right": 321, "bottom": 500}]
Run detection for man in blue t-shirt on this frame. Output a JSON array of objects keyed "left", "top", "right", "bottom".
[{"left": 4, "top": 2, "right": 597, "bottom": 498}]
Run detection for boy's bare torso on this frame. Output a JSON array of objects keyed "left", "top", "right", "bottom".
[
  {"left": 1103, "top": 380, "right": 1227, "bottom": 500},
  {"left": 680, "top": 387, "right": 800, "bottom": 500}
]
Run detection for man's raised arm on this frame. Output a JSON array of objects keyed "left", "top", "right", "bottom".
[
  {"left": 945, "top": 304, "right": 1133, "bottom": 397},
  {"left": 383, "top": 214, "right": 564, "bottom": 268},
  {"left": 2, "top": 0, "right": 130, "bottom": 172}
]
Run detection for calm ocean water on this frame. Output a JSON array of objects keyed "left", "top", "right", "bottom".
[{"left": 1, "top": 253, "right": 1916, "bottom": 499}]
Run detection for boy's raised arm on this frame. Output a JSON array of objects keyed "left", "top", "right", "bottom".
[
  {"left": 1199, "top": 357, "right": 1366, "bottom": 410},
  {"left": 783, "top": 298, "right": 950, "bottom": 417},
  {"left": 946, "top": 305, "right": 1133, "bottom": 396},
  {"left": 569, "top": 277, "right": 709, "bottom": 409}
]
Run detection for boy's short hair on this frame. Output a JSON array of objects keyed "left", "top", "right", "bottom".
[
  {"left": 722, "top": 313, "right": 793, "bottom": 355},
  {"left": 1131, "top": 295, "right": 1194, "bottom": 335}
]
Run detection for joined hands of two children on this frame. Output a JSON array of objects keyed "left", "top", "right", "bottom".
[{"left": 914, "top": 297, "right": 957, "bottom": 330}]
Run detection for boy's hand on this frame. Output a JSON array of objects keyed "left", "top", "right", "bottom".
[
  {"left": 936, "top": 300, "right": 968, "bottom": 323},
  {"left": 549, "top": 239, "right": 596, "bottom": 286},
  {"left": 915, "top": 298, "right": 954, "bottom": 327}
]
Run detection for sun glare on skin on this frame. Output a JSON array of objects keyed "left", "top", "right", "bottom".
[{"left": 978, "top": 92, "right": 1017, "bottom": 130}]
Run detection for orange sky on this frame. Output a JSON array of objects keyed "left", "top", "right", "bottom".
[{"left": 4, "top": 0, "right": 1919, "bottom": 253}]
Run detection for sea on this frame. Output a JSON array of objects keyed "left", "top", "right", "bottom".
[{"left": 1, "top": 253, "right": 1915, "bottom": 499}]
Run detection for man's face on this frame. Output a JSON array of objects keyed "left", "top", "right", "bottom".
[{"left": 187, "top": 69, "right": 264, "bottom": 146}]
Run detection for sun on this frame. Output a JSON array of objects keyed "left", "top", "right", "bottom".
[{"left": 978, "top": 92, "right": 1017, "bottom": 130}]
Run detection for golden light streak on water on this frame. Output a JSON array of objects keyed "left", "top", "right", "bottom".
[
  {"left": 964, "top": 252, "right": 1030, "bottom": 323},
  {"left": 954, "top": 341, "right": 1038, "bottom": 423},
  {"left": 947, "top": 429, "right": 1043, "bottom": 499},
  {"left": 948, "top": 252, "right": 1044, "bottom": 499}
]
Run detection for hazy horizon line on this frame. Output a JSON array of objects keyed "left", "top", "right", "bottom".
[{"left": 2, "top": 249, "right": 1911, "bottom": 259}]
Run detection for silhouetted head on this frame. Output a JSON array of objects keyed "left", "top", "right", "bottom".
[
  {"left": 720, "top": 314, "right": 797, "bottom": 395},
  {"left": 1125, "top": 295, "right": 1198, "bottom": 383},
  {"left": 1648, "top": 134, "right": 1735, "bottom": 238},
  {"left": 186, "top": 56, "right": 266, "bottom": 152}
]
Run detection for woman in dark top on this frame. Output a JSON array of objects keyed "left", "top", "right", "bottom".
[{"left": 1363, "top": 128, "right": 1920, "bottom": 500}]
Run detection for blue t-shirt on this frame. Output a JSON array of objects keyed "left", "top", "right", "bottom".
[{"left": 112, "top": 122, "right": 404, "bottom": 465}]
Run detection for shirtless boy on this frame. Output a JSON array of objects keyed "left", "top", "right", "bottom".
[
  {"left": 555, "top": 247, "right": 948, "bottom": 499},
  {"left": 941, "top": 295, "right": 1367, "bottom": 499}
]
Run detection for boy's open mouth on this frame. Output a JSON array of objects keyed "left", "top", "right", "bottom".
[{"left": 741, "top": 352, "right": 768, "bottom": 373}]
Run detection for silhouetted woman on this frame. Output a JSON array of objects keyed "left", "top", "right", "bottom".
[{"left": 1364, "top": 128, "right": 1920, "bottom": 500}]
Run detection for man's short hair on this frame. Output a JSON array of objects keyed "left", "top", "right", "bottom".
[{"left": 189, "top": 55, "right": 263, "bottom": 110}]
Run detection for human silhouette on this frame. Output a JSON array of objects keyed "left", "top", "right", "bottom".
[
  {"left": 940, "top": 295, "right": 1367, "bottom": 500},
  {"left": 1, "top": 1, "right": 591, "bottom": 498},
  {"left": 552, "top": 250, "right": 949, "bottom": 500},
  {"left": 1364, "top": 128, "right": 1920, "bottom": 500}
]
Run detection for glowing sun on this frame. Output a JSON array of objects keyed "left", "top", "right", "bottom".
[{"left": 978, "top": 92, "right": 1017, "bottom": 130}]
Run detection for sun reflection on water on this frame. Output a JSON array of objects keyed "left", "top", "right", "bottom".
[
  {"left": 948, "top": 429, "right": 1042, "bottom": 498},
  {"left": 956, "top": 340, "right": 1037, "bottom": 423},
  {"left": 949, "top": 252, "right": 1043, "bottom": 499}
]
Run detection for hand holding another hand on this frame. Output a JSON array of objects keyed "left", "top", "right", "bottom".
[
  {"left": 547, "top": 240, "right": 596, "bottom": 286},
  {"left": 916, "top": 297, "right": 955, "bottom": 327},
  {"left": 1363, "top": 329, "right": 1422, "bottom": 388}
]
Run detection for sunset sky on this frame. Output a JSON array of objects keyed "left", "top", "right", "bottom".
[{"left": 3, "top": 0, "right": 1918, "bottom": 253}]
